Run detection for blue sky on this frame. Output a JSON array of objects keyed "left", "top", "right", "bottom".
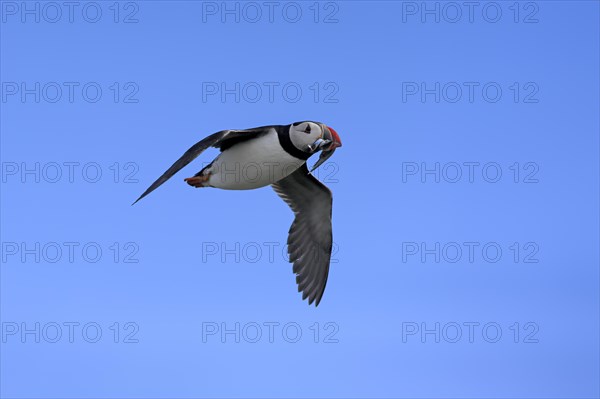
[{"left": 1, "top": 1, "right": 599, "bottom": 398}]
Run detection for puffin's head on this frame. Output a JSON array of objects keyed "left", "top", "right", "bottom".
[
  {"left": 289, "top": 121, "right": 326, "bottom": 150},
  {"left": 289, "top": 121, "right": 342, "bottom": 171}
]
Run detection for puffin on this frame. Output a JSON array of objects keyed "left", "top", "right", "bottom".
[{"left": 133, "top": 121, "right": 342, "bottom": 306}]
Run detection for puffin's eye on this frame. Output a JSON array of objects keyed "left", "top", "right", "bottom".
[{"left": 304, "top": 125, "right": 311, "bottom": 134}]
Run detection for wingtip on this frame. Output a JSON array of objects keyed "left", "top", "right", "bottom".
[
  {"left": 306, "top": 294, "right": 322, "bottom": 307},
  {"left": 132, "top": 189, "right": 152, "bottom": 206},
  {"left": 131, "top": 195, "right": 143, "bottom": 206},
  {"left": 314, "top": 294, "right": 323, "bottom": 307}
]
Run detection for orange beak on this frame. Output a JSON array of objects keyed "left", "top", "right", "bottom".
[{"left": 326, "top": 126, "right": 342, "bottom": 150}]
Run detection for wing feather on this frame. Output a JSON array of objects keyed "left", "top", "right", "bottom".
[
  {"left": 272, "top": 164, "right": 333, "bottom": 306},
  {"left": 132, "top": 128, "right": 269, "bottom": 204}
]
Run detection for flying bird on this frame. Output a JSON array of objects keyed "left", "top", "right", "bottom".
[{"left": 133, "top": 121, "right": 342, "bottom": 306}]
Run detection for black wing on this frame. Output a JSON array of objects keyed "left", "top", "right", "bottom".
[
  {"left": 132, "top": 127, "right": 270, "bottom": 204},
  {"left": 272, "top": 164, "right": 333, "bottom": 306}
]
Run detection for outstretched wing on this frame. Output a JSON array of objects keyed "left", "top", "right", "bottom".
[
  {"left": 132, "top": 127, "right": 270, "bottom": 204},
  {"left": 271, "top": 163, "right": 333, "bottom": 306}
]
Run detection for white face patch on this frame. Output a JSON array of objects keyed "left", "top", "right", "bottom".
[{"left": 289, "top": 122, "right": 323, "bottom": 151}]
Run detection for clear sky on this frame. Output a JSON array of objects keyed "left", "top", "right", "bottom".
[{"left": 1, "top": 1, "right": 599, "bottom": 398}]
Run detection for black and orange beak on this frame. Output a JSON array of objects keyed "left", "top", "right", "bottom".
[
  {"left": 310, "top": 125, "right": 342, "bottom": 172},
  {"left": 325, "top": 126, "right": 342, "bottom": 150}
]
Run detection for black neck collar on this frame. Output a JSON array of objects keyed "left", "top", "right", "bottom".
[{"left": 276, "top": 125, "right": 311, "bottom": 160}]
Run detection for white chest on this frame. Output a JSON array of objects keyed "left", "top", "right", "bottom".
[{"left": 206, "top": 130, "right": 305, "bottom": 190}]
